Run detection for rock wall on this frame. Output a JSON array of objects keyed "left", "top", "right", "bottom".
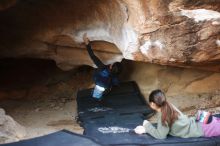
[
  {"left": 120, "top": 60, "right": 220, "bottom": 111},
  {"left": 0, "top": 108, "right": 26, "bottom": 144},
  {"left": 0, "top": 0, "right": 219, "bottom": 71}
]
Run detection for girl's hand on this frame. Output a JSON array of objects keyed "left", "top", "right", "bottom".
[{"left": 134, "top": 126, "right": 146, "bottom": 134}]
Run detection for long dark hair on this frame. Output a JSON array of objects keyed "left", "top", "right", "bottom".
[
  {"left": 111, "top": 62, "right": 122, "bottom": 75},
  {"left": 149, "top": 89, "right": 179, "bottom": 127}
]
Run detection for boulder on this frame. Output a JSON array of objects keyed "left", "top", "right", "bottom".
[{"left": 0, "top": 108, "right": 26, "bottom": 144}]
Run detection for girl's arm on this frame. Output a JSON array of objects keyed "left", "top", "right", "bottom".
[
  {"left": 83, "top": 33, "right": 105, "bottom": 68},
  {"left": 143, "top": 118, "right": 170, "bottom": 139},
  {"left": 86, "top": 43, "right": 105, "bottom": 68}
]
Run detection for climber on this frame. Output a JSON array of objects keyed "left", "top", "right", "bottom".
[
  {"left": 83, "top": 33, "right": 122, "bottom": 101},
  {"left": 134, "top": 89, "right": 220, "bottom": 139}
]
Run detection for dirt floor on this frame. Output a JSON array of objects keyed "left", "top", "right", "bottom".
[
  {"left": 1, "top": 95, "right": 83, "bottom": 139},
  {"left": 0, "top": 59, "right": 94, "bottom": 141}
]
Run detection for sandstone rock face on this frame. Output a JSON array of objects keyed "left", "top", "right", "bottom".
[
  {"left": 0, "top": 108, "right": 26, "bottom": 144},
  {"left": 120, "top": 60, "right": 220, "bottom": 111},
  {"left": 0, "top": 0, "right": 220, "bottom": 71}
]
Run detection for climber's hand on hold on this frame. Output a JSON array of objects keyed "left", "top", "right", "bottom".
[{"left": 83, "top": 33, "right": 90, "bottom": 45}]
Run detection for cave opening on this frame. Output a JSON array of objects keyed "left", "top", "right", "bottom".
[
  {"left": 0, "top": 0, "right": 220, "bottom": 144},
  {"left": 0, "top": 58, "right": 94, "bottom": 142},
  {"left": 0, "top": 58, "right": 94, "bottom": 98}
]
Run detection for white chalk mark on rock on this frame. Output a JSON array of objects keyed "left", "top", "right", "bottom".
[
  {"left": 74, "top": 28, "right": 113, "bottom": 43},
  {"left": 105, "top": 55, "right": 124, "bottom": 65},
  {"left": 216, "top": 40, "right": 220, "bottom": 47},
  {"left": 212, "top": 21, "right": 220, "bottom": 25},
  {"left": 180, "top": 9, "right": 220, "bottom": 23},
  {"left": 121, "top": 25, "right": 139, "bottom": 60},
  {"left": 140, "top": 41, "right": 152, "bottom": 55},
  {"left": 140, "top": 40, "right": 164, "bottom": 55}
]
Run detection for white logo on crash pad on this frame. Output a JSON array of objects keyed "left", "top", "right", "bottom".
[
  {"left": 88, "top": 107, "right": 112, "bottom": 112},
  {"left": 98, "top": 127, "right": 130, "bottom": 134}
]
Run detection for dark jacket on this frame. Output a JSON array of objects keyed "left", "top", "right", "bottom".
[{"left": 86, "top": 43, "right": 119, "bottom": 88}]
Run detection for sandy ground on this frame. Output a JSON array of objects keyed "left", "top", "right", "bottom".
[
  {"left": 1, "top": 95, "right": 83, "bottom": 139},
  {"left": 0, "top": 60, "right": 94, "bottom": 142}
]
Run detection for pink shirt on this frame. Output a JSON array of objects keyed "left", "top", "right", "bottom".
[{"left": 202, "top": 117, "right": 220, "bottom": 137}]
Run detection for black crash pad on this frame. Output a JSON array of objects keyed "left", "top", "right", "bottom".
[
  {"left": 76, "top": 81, "right": 147, "bottom": 110},
  {"left": 83, "top": 114, "right": 220, "bottom": 146},
  {"left": 86, "top": 125, "right": 220, "bottom": 146},
  {"left": 76, "top": 81, "right": 220, "bottom": 146},
  {"left": 0, "top": 130, "right": 101, "bottom": 146},
  {"left": 76, "top": 81, "right": 153, "bottom": 124},
  {"left": 2, "top": 129, "right": 219, "bottom": 146}
]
